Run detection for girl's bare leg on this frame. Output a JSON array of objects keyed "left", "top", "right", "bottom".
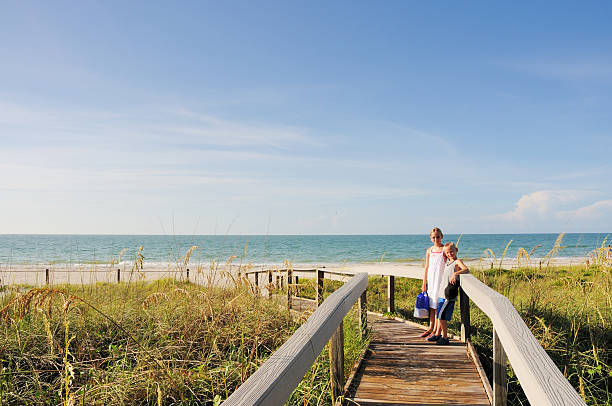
[
  {"left": 420, "top": 309, "right": 436, "bottom": 337},
  {"left": 429, "top": 309, "right": 436, "bottom": 331}
]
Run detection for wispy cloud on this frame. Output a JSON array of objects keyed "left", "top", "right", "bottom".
[
  {"left": 0, "top": 101, "right": 322, "bottom": 150},
  {"left": 161, "top": 108, "right": 324, "bottom": 149},
  {"left": 381, "top": 122, "right": 455, "bottom": 153}
]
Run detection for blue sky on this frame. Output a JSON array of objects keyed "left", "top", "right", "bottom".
[{"left": 1, "top": 1, "right": 611, "bottom": 234}]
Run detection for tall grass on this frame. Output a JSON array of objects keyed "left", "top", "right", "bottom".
[
  {"left": 0, "top": 278, "right": 301, "bottom": 404},
  {"left": 0, "top": 255, "right": 367, "bottom": 405}
]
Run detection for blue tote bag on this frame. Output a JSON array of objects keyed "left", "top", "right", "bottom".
[{"left": 413, "top": 291, "right": 429, "bottom": 319}]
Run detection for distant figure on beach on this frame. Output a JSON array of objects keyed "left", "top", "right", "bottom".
[
  {"left": 420, "top": 227, "right": 446, "bottom": 338},
  {"left": 427, "top": 242, "right": 469, "bottom": 345}
]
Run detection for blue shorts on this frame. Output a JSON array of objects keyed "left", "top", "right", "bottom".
[{"left": 436, "top": 298, "right": 455, "bottom": 321}]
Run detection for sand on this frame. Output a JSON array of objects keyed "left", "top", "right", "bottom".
[{"left": 0, "top": 256, "right": 590, "bottom": 287}]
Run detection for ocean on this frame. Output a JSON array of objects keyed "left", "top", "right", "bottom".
[{"left": 0, "top": 233, "right": 609, "bottom": 266}]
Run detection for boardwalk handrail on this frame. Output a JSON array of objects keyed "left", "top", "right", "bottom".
[
  {"left": 268, "top": 268, "right": 584, "bottom": 405},
  {"left": 223, "top": 272, "right": 368, "bottom": 406},
  {"left": 460, "top": 274, "right": 584, "bottom": 406}
]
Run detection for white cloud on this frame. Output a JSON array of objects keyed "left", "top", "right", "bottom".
[
  {"left": 495, "top": 190, "right": 581, "bottom": 221},
  {"left": 559, "top": 200, "right": 612, "bottom": 221},
  {"left": 490, "top": 191, "right": 612, "bottom": 232}
]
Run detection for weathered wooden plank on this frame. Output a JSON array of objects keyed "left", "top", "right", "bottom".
[
  {"left": 316, "top": 269, "right": 324, "bottom": 305},
  {"left": 460, "top": 286, "right": 471, "bottom": 342},
  {"left": 358, "top": 290, "right": 367, "bottom": 337},
  {"left": 286, "top": 268, "right": 292, "bottom": 309},
  {"left": 386, "top": 275, "right": 395, "bottom": 313},
  {"left": 461, "top": 274, "right": 585, "bottom": 406},
  {"left": 493, "top": 328, "right": 508, "bottom": 406},
  {"left": 468, "top": 339, "right": 493, "bottom": 404},
  {"left": 346, "top": 315, "right": 490, "bottom": 406},
  {"left": 329, "top": 322, "right": 344, "bottom": 402},
  {"left": 222, "top": 273, "right": 367, "bottom": 406}
]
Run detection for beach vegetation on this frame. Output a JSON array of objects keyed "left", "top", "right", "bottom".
[{"left": 0, "top": 271, "right": 367, "bottom": 405}]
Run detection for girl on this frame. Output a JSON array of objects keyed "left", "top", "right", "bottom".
[
  {"left": 428, "top": 242, "right": 469, "bottom": 345},
  {"left": 420, "top": 227, "right": 446, "bottom": 338}
]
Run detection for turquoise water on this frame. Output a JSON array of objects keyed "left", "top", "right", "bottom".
[{"left": 0, "top": 233, "right": 609, "bottom": 265}]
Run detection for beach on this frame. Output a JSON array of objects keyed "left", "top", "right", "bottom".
[{"left": 0, "top": 256, "right": 590, "bottom": 287}]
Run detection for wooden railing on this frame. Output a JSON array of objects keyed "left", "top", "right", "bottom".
[
  {"left": 234, "top": 267, "right": 585, "bottom": 406},
  {"left": 459, "top": 274, "right": 585, "bottom": 406},
  {"left": 4, "top": 267, "right": 194, "bottom": 284},
  {"left": 222, "top": 272, "right": 368, "bottom": 405}
]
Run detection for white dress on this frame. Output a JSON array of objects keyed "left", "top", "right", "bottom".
[{"left": 426, "top": 249, "right": 446, "bottom": 308}]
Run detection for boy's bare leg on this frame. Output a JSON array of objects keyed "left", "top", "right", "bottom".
[{"left": 439, "top": 319, "right": 448, "bottom": 338}]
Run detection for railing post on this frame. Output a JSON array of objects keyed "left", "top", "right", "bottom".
[
  {"left": 316, "top": 269, "right": 324, "bottom": 306},
  {"left": 387, "top": 275, "right": 395, "bottom": 313},
  {"left": 493, "top": 328, "right": 508, "bottom": 406},
  {"left": 287, "top": 269, "right": 292, "bottom": 309},
  {"left": 268, "top": 271, "right": 273, "bottom": 298},
  {"left": 117, "top": 268, "right": 121, "bottom": 283},
  {"left": 186, "top": 268, "right": 190, "bottom": 282},
  {"left": 254, "top": 272, "right": 259, "bottom": 294},
  {"left": 358, "top": 290, "right": 367, "bottom": 337},
  {"left": 45, "top": 268, "right": 49, "bottom": 285},
  {"left": 460, "top": 286, "right": 470, "bottom": 342},
  {"left": 329, "top": 321, "right": 344, "bottom": 403}
]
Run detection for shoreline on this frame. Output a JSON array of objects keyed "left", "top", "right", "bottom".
[{"left": 0, "top": 256, "right": 592, "bottom": 287}]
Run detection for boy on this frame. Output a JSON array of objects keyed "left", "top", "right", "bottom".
[{"left": 428, "top": 242, "right": 469, "bottom": 345}]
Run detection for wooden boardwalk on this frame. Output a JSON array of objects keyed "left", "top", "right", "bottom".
[{"left": 345, "top": 314, "right": 490, "bottom": 406}]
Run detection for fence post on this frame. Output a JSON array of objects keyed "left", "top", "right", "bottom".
[
  {"left": 329, "top": 321, "right": 344, "bottom": 403},
  {"left": 117, "top": 268, "right": 121, "bottom": 283},
  {"left": 316, "top": 269, "right": 324, "bottom": 306},
  {"left": 460, "top": 286, "right": 471, "bottom": 342},
  {"left": 45, "top": 268, "right": 49, "bottom": 285},
  {"left": 186, "top": 268, "right": 190, "bottom": 282},
  {"left": 493, "top": 328, "right": 508, "bottom": 406},
  {"left": 268, "top": 271, "right": 273, "bottom": 298},
  {"left": 254, "top": 272, "right": 259, "bottom": 294},
  {"left": 287, "top": 268, "right": 292, "bottom": 309},
  {"left": 358, "top": 290, "right": 367, "bottom": 338},
  {"left": 387, "top": 275, "right": 395, "bottom": 313}
]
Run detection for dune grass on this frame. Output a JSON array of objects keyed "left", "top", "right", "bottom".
[{"left": 0, "top": 274, "right": 367, "bottom": 405}]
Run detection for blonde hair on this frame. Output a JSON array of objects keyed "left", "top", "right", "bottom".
[
  {"left": 430, "top": 227, "right": 443, "bottom": 238},
  {"left": 444, "top": 242, "right": 458, "bottom": 253}
]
